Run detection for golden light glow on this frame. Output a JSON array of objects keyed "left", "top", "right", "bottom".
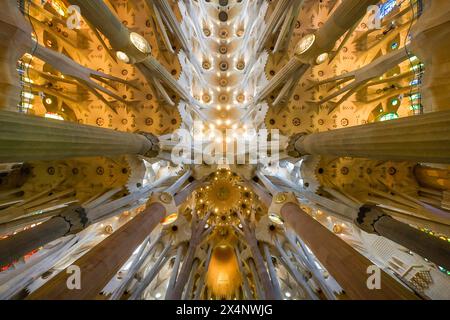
[
  {"left": 51, "top": 0, "right": 67, "bottom": 17},
  {"left": 206, "top": 245, "right": 242, "bottom": 299},
  {"left": 316, "top": 52, "right": 329, "bottom": 65},
  {"left": 116, "top": 51, "right": 130, "bottom": 63},
  {"left": 130, "top": 32, "right": 151, "bottom": 54},
  {"left": 161, "top": 213, "right": 178, "bottom": 226},
  {"left": 295, "top": 34, "right": 316, "bottom": 55},
  {"left": 269, "top": 213, "right": 284, "bottom": 225}
]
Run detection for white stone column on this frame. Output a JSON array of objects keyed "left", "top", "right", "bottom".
[{"left": 0, "top": 110, "right": 159, "bottom": 162}]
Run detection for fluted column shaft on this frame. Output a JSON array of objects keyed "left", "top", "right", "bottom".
[
  {"left": 288, "top": 110, "right": 450, "bottom": 163},
  {"left": 262, "top": 243, "right": 283, "bottom": 300},
  {"left": 140, "top": 58, "right": 190, "bottom": 101},
  {"left": 256, "top": 0, "right": 290, "bottom": 53},
  {"left": 247, "top": 245, "right": 276, "bottom": 300},
  {"left": 0, "top": 110, "right": 158, "bottom": 162},
  {"left": 248, "top": 182, "right": 417, "bottom": 299},
  {"left": 174, "top": 180, "right": 202, "bottom": 206},
  {"left": 166, "top": 243, "right": 196, "bottom": 300},
  {"left": 305, "top": 0, "right": 379, "bottom": 61},
  {"left": 256, "top": 61, "right": 308, "bottom": 102},
  {"left": 239, "top": 212, "right": 277, "bottom": 299},
  {"left": 0, "top": 177, "right": 184, "bottom": 269},
  {"left": 257, "top": 0, "right": 378, "bottom": 102},
  {"left": 280, "top": 203, "right": 418, "bottom": 300},
  {"left": 414, "top": 165, "right": 450, "bottom": 191},
  {"left": 153, "top": 0, "right": 189, "bottom": 51},
  {"left": 166, "top": 209, "right": 209, "bottom": 300},
  {"left": 68, "top": 0, "right": 188, "bottom": 99},
  {"left": 28, "top": 202, "right": 166, "bottom": 300},
  {"left": 68, "top": 0, "right": 132, "bottom": 53}
]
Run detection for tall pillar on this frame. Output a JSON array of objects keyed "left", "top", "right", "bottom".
[
  {"left": 239, "top": 216, "right": 277, "bottom": 300},
  {"left": 0, "top": 110, "right": 159, "bottom": 162},
  {"left": 110, "top": 234, "right": 161, "bottom": 300},
  {"left": 166, "top": 212, "right": 210, "bottom": 300},
  {"left": 262, "top": 243, "right": 283, "bottom": 300},
  {"left": 410, "top": 1, "right": 450, "bottom": 112},
  {"left": 0, "top": 206, "right": 88, "bottom": 268},
  {"left": 287, "top": 110, "right": 450, "bottom": 163},
  {"left": 67, "top": 0, "right": 142, "bottom": 59},
  {"left": 174, "top": 180, "right": 202, "bottom": 205},
  {"left": 193, "top": 246, "right": 213, "bottom": 300},
  {"left": 1, "top": 174, "right": 193, "bottom": 272},
  {"left": 296, "top": 0, "right": 379, "bottom": 64},
  {"left": 152, "top": 0, "right": 189, "bottom": 52},
  {"left": 165, "top": 245, "right": 184, "bottom": 299},
  {"left": 27, "top": 201, "right": 167, "bottom": 300},
  {"left": 250, "top": 186, "right": 420, "bottom": 300},
  {"left": 0, "top": 1, "right": 32, "bottom": 110},
  {"left": 68, "top": 0, "right": 189, "bottom": 100},
  {"left": 279, "top": 201, "right": 418, "bottom": 300},
  {"left": 247, "top": 258, "right": 264, "bottom": 299},
  {"left": 357, "top": 205, "right": 450, "bottom": 270},
  {"left": 274, "top": 238, "right": 318, "bottom": 300},
  {"left": 182, "top": 258, "right": 200, "bottom": 300},
  {"left": 256, "top": 0, "right": 378, "bottom": 102},
  {"left": 235, "top": 248, "right": 253, "bottom": 300},
  {"left": 129, "top": 243, "right": 172, "bottom": 300},
  {"left": 256, "top": 0, "right": 291, "bottom": 53}
]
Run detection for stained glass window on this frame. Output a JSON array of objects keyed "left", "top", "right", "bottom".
[
  {"left": 379, "top": 112, "right": 399, "bottom": 121},
  {"left": 380, "top": 0, "right": 397, "bottom": 19}
]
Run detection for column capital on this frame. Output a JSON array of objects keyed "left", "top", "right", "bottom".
[
  {"left": 268, "top": 192, "right": 298, "bottom": 215},
  {"left": 56, "top": 205, "right": 90, "bottom": 235},
  {"left": 286, "top": 133, "right": 307, "bottom": 158},
  {"left": 138, "top": 132, "right": 161, "bottom": 158},
  {"left": 355, "top": 205, "right": 387, "bottom": 235},
  {"left": 147, "top": 192, "right": 177, "bottom": 216}
]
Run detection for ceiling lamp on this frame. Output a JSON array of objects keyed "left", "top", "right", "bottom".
[
  {"left": 316, "top": 52, "right": 329, "bottom": 65},
  {"left": 116, "top": 51, "right": 130, "bottom": 63},
  {"left": 295, "top": 34, "right": 316, "bottom": 55},
  {"left": 130, "top": 32, "right": 151, "bottom": 54},
  {"left": 161, "top": 213, "right": 178, "bottom": 226},
  {"left": 269, "top": 213, "right": 284, "bottom": 225}
]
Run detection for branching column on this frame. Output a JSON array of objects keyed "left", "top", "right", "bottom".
[
  {"left": 166, "top": 213, "right": 210, "bottom": 300},
  {"left": 256, "top": 0, "right": 292, "bottom": 53},
  {"left": 256, "top": 0, "right": 378, "bottom": 102},
  {"left": 287, "top": 110, "right": 450, "bottom": 163},
  {"left": 239, "top": 215, "right": 277, "bottom": 300},
  {"left": 68, "top": 0, "right": 190, "bottom": 101},
  {"left": 67, "top": 0, "right": 138, "bottom": 56},
  {"left": 0, "top": 110, "right": 159, "bottom": 162},
  {"left": 296, "top": 0, "right": 379, "bottom": 64}
]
